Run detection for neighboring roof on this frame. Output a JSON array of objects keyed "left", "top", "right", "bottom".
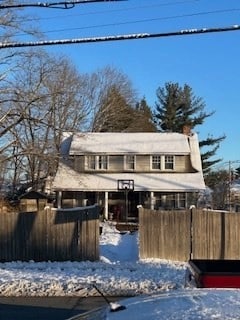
[
  {"left": 19, "top": 190, "right": 49, "bottom": 200},
  {"left": 68, "top": 132, "right": 191, "bottom": 155},
  {"left": 53, "top": 162, "right": 205, "bottom": 192}
]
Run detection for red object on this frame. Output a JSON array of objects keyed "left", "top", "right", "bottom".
[
  {"left": 188, "top": 260, "right": 240, "bottom": 288},
  {"left": 201, "top": 274, "right": 240, "bottom": 288}
]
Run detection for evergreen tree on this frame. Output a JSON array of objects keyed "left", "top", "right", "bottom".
[
  {"left": 199, "top": 136, "right": 225, "bottom": 173},
  {"left": 92, "top": 85, "right": 134, "bottom": 132},
  {"left": 127, "top": 97, "right": 157, "bottom": 132},
  {"left": 154, "top": 82, "right": 225, "bottom": 174},
  {"left": 86, "top": 66, "right": 137, "bottom": 132},
  {"left": 235, "top": 166, "right": 240, "bottom": 179}
]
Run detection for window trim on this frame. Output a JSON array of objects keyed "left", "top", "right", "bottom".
[
  {"left": 151, "top": 155, "right": 161, "bottom": 170},
  {"left": 124, "top": 155, "right": 136, "bottom": 171},
  {"left": 85, "top": 155, "right": 108, "bottom": 171},
  {"left": 98, "top": 155, "right": 108, "bottom": 170},
  {"left": 151, "top": 155, "right": 175, "bottom": 171},
  {"left": 164, "top": 155, "right": 175, "bottom": 170}
]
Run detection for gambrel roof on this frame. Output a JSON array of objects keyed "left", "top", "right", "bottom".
[
  {"left": 69, "top": 132, "right": 190, "bottom": 155},
  {"left": 53, "top": 132, "right": 205, "bottom": 192}
]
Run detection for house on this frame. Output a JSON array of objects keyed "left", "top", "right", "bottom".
[{"left": 52, "top": 131, "right": 206, "bottom": 221}]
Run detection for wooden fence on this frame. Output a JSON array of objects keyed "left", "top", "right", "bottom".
[
  {"left": 0, "top": 205, "right": 100, "bottom": 262},
  {"left": 139, "top": 208, "right": 240, "bottom": 261}
]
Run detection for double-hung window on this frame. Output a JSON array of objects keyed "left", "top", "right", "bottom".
[
  {"left": 125, "top": 155, "right": 136, "bottom": 170},
  {"left": 152, "top": 155, "right": 161, "bottom": 170},
  {"left": 86, "top": 155, "right": 108, "bottom": 170},
  {"left": 87, "top": 155, "right": 96, "bottom": 170},
  {"left": 151, "top": 155, "right": 175, "bottom": 170},
  {"left": 165, "top": 155, "right": 174, "bottom": 170},
  {"left": 98, "top": 155, "right": 108, "bottom": 170},
  {"left": 179, "top": 193, "right": 186, "bottom": 208}
]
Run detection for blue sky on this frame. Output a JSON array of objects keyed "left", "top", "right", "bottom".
[{"left": 22, "top": 0, "right": 240, "bottom": 166}]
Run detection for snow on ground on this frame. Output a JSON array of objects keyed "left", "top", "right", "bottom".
[
  {"left": 107, "top": 289, "right": 240, "bottom": 320},
  {"left": 1, "top": 221, "right": 240, "bottom": 319},
  {"left": 0, "top": 221, "right": 186, "bottom": 297}
]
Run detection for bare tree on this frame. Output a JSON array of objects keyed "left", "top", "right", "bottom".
[
  {"left": 0, "top": 3, "right": 43, "bottom": 195},
  {"left": 4, "top": 50, "right": 89, "bottom": 192},
  {"left": 83, "top": 66, "right": 137, "bottom": 131},
  {"left": 205, "top": 169, "right": 229, "bottom": 210}
]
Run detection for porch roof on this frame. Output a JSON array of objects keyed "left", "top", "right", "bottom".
[{"left": 53, "top": 163, "right": 205, "bottom": 192}]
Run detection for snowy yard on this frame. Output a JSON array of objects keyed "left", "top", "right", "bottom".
[
  {"left": 1, "top": 221, "right": 240, "bottom": 319},
  {"left": 0, "top": 221, "right": 186, "bottom": 297}
]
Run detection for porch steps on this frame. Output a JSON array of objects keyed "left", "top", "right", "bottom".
[{"left": 115, "top": 222, "right": 138, "bottom": 233}]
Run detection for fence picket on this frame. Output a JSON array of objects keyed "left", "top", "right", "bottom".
[
  {"left": 0, "top": 206, "right": 99, "bottom": 262},
  {"left": 139, "top": 208, "right": 240, "bottom": 261}
]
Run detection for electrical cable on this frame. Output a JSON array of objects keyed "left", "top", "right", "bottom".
[
  {"left": 0, "top": 24, "right": 239, "bottom": 49},
  {"left": 27, "top": 8, "right": 240, "bottom": 37},
  {"left": 18, "top": 0, "right": 201, "bottom": 23},
  {"left": 0, "top": 0, "right": 126, "bottom": 10}
]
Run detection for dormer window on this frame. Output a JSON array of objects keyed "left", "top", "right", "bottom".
[
  {"left": 165, "top": 155, "right": 174, "bottom": 170},
  {"left": 151, "top": 155, "right": 175, "bottom": 170},
  {"left": 86, "top": 155, "right": 108, "bottom": 170},
  {"left": 98, "top": 155, "right": 108, "bottom": 170},
  {"left": 87, "top": 155, "right": 96, "bottom": 170},
  {"left": 151, "top": 155, "right": 161, "bottom": 170},
  {"left": 125, "top": 155, "right": 136, "bottom": 170}
]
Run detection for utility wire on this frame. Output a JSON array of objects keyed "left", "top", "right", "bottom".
[
  {"left": 27, "top": 8, "right": 240, "bottom": 37},
  {"left": 0, "top": 24, "right": 239, "bottom": 49},
  {"left": 18, "top": 0, "right": 200, "bottom": 22},
  {"left": 0, "top": 0, "right": 126, "bottom": 10}
]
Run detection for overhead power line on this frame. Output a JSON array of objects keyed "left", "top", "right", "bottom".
[
  {"left": 0, "top": 24, "right": 239, "bottom": 49},
  {"left": 26, "top": 8, "right": 240, "bottom": 37},
  {"left": 16, "top": 0, "right": 201, "bottom": 22},
  {"left": 0, "top": 0, "right": 126, "bottom": 10}
]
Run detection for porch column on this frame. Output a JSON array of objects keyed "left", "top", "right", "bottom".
[
  {"left": 185, "top": 192, "right": 188, "bottom": 208},
  {"left": 104, "top": 191, "right": 109, "bottom": 220},
  {"left": 150, "top": 191, "right": 155, "bottom": 210},
  {"left": 176, "top": 193, "right": 179, "bottom": 208},
  {"left": 57, "top": 191, "right": 62, "bottom": 209}
]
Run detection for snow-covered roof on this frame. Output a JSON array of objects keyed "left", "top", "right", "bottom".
[
  {"left": 53, "top": 132, "right": 205, "bottom": 192},
  {"left": 188, "top": 132, "right": 203, "bottom": 172},
  {"left": 53, "top": 162, "right": 205, "bottom": 192},
  {"left": 68, "top": 132, "right": 191, "bottom": 155}
]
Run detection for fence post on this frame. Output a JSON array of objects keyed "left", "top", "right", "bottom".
[{"left": 189, "top": 207, "right": 194, "bottom": 261}]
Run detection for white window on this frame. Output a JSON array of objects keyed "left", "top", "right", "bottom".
[
  {"left": 98, "top": 155, "right": 108, "bottom": 170},
  {"left": 165, "top": 155, "right": 174, "bottom": 170},
  {"left": 87, "top": 155, "right": 96, "bottom": 170},
  {"left": 86, "top": 155, "right": 108, "bottom": 170},
  {"left": 178, "top": 193, "right": 186, "bottom": 208},
  {"left": 151, "top": 155, "right": 175, "bottom": 170},
  {"left": 125, "top": 155, "right": 136, "bottom": 170},
  {"left": 151, "top": 155, "right": 161, "bottom": 170}
]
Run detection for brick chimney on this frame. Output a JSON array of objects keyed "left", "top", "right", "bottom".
[{"left": 182, "top": 125, "right": 191, "bottom": 136}]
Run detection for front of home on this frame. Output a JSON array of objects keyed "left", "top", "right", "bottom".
[{"left": 52, "top": 131, "right": 206, "bottom": 221}]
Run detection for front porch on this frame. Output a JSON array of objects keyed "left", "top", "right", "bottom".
[{"left": 55, "top": 190, "right": 198, "bottom": 222}]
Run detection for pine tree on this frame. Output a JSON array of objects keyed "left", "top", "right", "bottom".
[
  {"left": 127, "top": 97, "right": 157, "bottom": 132},
  {"left": 154, "top": 82, "right": 225, "bottom": 174},
  {"left": 92, "top": 85, "right": 134, "bottom": 132},
  {"left": 236, "top": 166, "right": 240, "bottom": 179}
]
